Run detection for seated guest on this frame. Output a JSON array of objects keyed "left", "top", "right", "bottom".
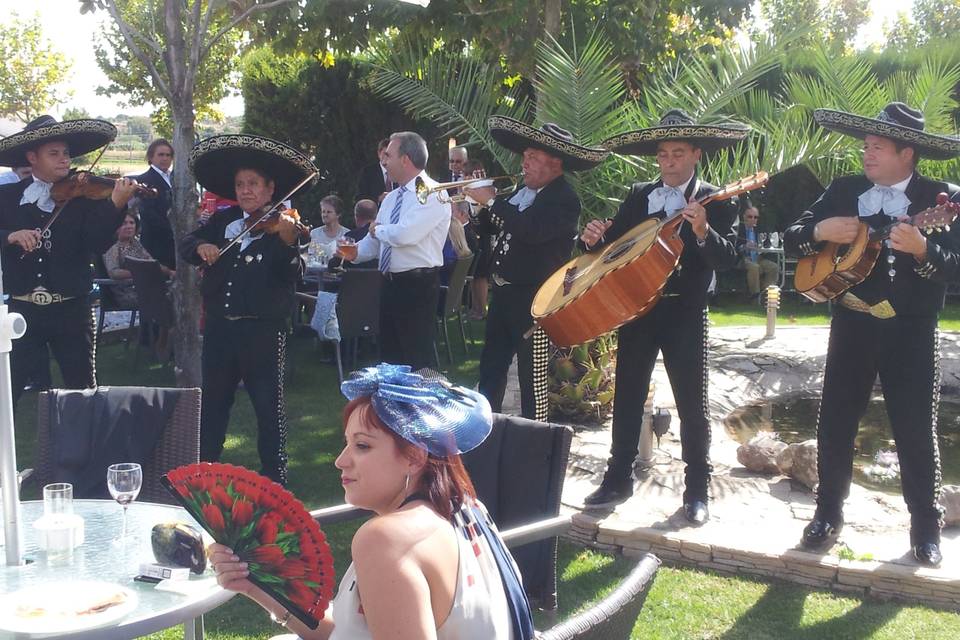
[
  {"left": 209, "top": 365, "right": 532, "bottom": 640},
  {"left": 736, "top": 205, "right": 779, "bottom": 300},
  {"left": 328, "top": 199, "right": 378, "bottom": 270},
  {"left": 309, "top": 194, "right": 350, "bottom": 261},
  {"left": 102, "top": 211, "right": 172, "bottom": 307},
  {"left": 440, "top": 201, "right": 475, "bottom": 286}
]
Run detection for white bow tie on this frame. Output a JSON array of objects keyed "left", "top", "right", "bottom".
[
  {"left": 648, "top": 185, "right": 687, "bottom": 214},
  {"left": 20, "top": 179, "right": 55, "bottom": 213},
  {"left": 858, "top": 185, "right": 910, "bottom": 218},
  {"left": 508, "top": 187, "right": 538, "bottom": 212}
]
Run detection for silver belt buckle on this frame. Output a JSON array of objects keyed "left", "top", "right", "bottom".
[{"left": 29, "top": 288, "right": 54, "bottom": 305}]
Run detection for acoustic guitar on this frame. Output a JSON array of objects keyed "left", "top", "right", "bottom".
[
  {"left": 794, "top": 194, "right": 959, "bottom": 303},
  {"left": 530, "top": 172, "right": 768, "bottom": 347}
]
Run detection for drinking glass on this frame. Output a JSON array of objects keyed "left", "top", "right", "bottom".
[
  {"left": 336, "top": 236, "right": 358, "bottom": 262},
  {"left": 107, "top": 463, "right": 142, "bottom": 543},
  {"left": 759, "top": 232, "right": 769, "bottom": 248},
  {"left": 770, "top": 232, "right": 780, "bottom": 248}
]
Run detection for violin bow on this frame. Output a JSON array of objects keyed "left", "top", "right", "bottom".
[{"left": 217, "top": 170, "right": 319, "bottom": 257}]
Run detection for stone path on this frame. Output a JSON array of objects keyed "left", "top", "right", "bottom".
[{"left": 502, "top": 325, "right": 960, "bottom": 610}]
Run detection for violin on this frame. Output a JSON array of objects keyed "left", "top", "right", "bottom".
[
  {"left": 50, "top": 170, "right": 158, "bottom": 205},
  {"left": 243, "top": 207, "right": 311, "bottom": 240}
]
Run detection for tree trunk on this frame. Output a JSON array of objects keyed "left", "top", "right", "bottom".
[
  {"left": 168, "top": 102, "right": 203, "bottom": 388},
  {"left": 544, "top": 0, "right": 561, "bottom": 39}
]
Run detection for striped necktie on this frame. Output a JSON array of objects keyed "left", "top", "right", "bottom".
[{"left": 380, "top": 186, "right": 406, "bottom": 274}]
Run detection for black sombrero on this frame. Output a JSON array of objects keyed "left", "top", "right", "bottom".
[
  {"left": 0, "top": 115, "right": 117, "bottom": 167},
  {"left": 603, "top": 109, "right": 750, "bottom": 156},
  {"left": 189, "top": 134, "right": 319, "bottom": 201},
  {"left": 488, "top": 116, "right": 608, "bottom": 172},
  {"left": 814, "top": 102, "right": 960, "bottom": 160}
]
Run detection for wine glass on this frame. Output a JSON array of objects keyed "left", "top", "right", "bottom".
[{"left": 107, "top": 463, "right": 142, "bottom": 543}]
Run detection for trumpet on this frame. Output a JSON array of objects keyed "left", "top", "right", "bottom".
[{"left": 415, "top": 173, "right": 523, "bottom": 205}]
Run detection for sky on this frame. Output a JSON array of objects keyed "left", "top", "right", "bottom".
[{"left": 0, "top": 0, "right": 918, "bottom": 122}]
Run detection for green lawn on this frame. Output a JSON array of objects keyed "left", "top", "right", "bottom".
[{"left": 10, "top": 310, "right": 960, "bottom": 638}]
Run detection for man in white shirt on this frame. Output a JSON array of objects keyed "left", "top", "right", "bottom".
[{"left": 344, "top": 131, "right": 450, "bottom": 370}]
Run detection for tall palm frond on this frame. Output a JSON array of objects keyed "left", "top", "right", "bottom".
[
  {"left": 364, "top": 37, "right": 529, "bottom": 171},
  {"left": 533, "top": 32, "right": 626, "bottom": 145}
]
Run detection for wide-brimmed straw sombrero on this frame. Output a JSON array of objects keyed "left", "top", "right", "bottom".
[
  {"left": 488, "top": 116, "right": 608, "bottom": 172},
  {"left": 814, "top": 102, "right": 960, "bottom": 160},
  {"left": 0, "top": 115, "right": 117, "bottom": 167},
  {"left": 603, "top": 109, "right": 750, "bottom": 156},
  {"left": 189, "top": 134, "right": 318, "bottom": 201}
]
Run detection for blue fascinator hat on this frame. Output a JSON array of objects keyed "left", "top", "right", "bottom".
[{"left": 341, "top": 364, "right": 493, "bottom": 457}]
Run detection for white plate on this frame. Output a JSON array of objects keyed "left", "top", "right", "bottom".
[{"left": 0, "top": 581, "right": 137, "bottom": 636}]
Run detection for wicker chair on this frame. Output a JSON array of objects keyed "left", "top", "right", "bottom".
[
  {"left": 28, "top": 387, "right": 201, "bottom": 505},
  {"left": 536, "top": 553, "right": 661, "bottom": 639}
]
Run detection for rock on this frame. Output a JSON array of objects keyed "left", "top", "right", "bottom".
[
  {"left": 737, "top": 434, "right": 787, "bottom": 474},
  {"left": 941, "top": 485, "right": 960, "bottom": 526},
  {"left": 776, "top": 439, "right": 819, "bottom": 490}
]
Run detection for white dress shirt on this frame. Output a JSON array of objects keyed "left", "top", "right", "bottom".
[
  {"left": 0, "top": 171, "right": 21, "bottom": 185},
  {"left": 224, "top": 211, "right": 264, "bottom": 251},
  {"left": 151, "top": 164, "right": 172, "bottom": 187},
  {"left": 648, "top": 174, "right": 695, "bottom": 214},
  {"left": 354, "top": 171, "right": 451, "bottom": 272},
  {"left": 858, "top": 174, "right": 912, "bottom": 218}
]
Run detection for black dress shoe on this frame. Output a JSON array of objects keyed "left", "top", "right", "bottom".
[
  {"left": 800, "top": 518, "right": 843, "bottom": 550},
  {"left": 584, "top": 483, "right": 633, "bottom": 507},
  {"left": 913, "top": 543, "right": 943, "bottom": 567},
  {"left": 683, "top": 500, "right": 710, "bottom": 525}
]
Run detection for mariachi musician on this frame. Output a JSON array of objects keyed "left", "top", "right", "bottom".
[
  {"left": 785, "top": 103, "right": 960, "bottom": 567},
  {"left": 0, "top": 115, "right": 138, "bottom": 407},
  {"left": 464, "top": 116, "right": 608, "bottom": 421},
  {"left": 180, "top": 134, "right": 317, "bottom": 485},
  {"left": 580, "top": 110, "right": 748, "bottom": 524}
]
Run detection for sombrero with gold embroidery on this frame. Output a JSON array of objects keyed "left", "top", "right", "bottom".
[
  {"left": 0, "top": 115, "right": 117, "bottom": 167},
  {"left": 603, "top": 109, "right": 750, "bottom": 156},
  {"left": 814, "top": 102, "right": 960, "bottom": 160},
  {"left": 488, "top": 116, "right": 609, "bottom": 172},
  {"left": 189, "top": 134, "right": 319, "bottom": 201}
]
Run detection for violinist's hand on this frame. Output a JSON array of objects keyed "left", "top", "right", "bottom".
[
  {"left": 111, "top": 177, "right": 139, "bottom": 209},
  {"left": 7, "top": 229, "right": 41, "bottom": 252},
  {"left": 208, "top": 543, "right": 257, "bottom": 596},
  {"left": 581, "top": 219, "right": 613, "bottom": 248},
  {"left": 276, "top": 213, "right": 299, "bottom": 245},
  {"left": 197, "top": 243, "right": 220, "bottom": 265}
]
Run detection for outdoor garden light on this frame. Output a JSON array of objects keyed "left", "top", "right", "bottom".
[{"left": 765, "top": 285, "right": 781, "bottom": 339}]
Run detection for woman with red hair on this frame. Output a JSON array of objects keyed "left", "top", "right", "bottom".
[{"left": 209, "top": 364, "right": 532, "bottom": 639}]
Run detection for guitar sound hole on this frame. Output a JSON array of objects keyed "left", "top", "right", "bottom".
[{"left": 603, "top": 239, "right": 636, "bottom": 264}]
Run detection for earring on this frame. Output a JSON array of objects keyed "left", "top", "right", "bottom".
[{"left": 404, "top": 473, "right": 410, "bottom": 493}]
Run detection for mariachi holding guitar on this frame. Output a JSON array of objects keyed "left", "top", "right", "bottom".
[
  {"left": 794, "top": 193, "right": 959, "bottom": 302},
  {"left": 532, "top": 171, "right": 767, "bottom": 347}
]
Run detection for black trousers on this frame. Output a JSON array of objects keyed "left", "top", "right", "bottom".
[
  {"left": 378, "top": 269, "right": 440, "bottom": 371},
  {"left": 200, "top": 317, "right": 289, "bottom": 484},
  {"left": 816, "top": 306, "right": 943, "bottom": 544},
  {"left": 478, "top": 283, "right": 550, "bottom": 421},
  {"left": 605, "top": 298, "right": 712, "bottom": 502},
  {"left": 9, "top": 298, "right": 96, "bottom": 408}
]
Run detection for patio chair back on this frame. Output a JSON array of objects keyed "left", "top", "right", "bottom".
[
  {"left": 122, "top": 256, "right": 173, "bottom": 329},
  {"left": 31, "top": 387, "right": 201, "bottom": 505},
  {"left": 337, "top": 268, "right": 382, "bottom": 339},
  {"left": 462, "top": 413, "right": 573, "bottom": 610}
]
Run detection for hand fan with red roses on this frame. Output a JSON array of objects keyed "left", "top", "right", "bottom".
[{"left": 161, "top": 463, "right": 335, "bottom": 629}]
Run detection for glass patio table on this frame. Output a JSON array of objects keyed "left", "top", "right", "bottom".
[{"left": 0, "top": 499, "right": 233, "bottom": 639}]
